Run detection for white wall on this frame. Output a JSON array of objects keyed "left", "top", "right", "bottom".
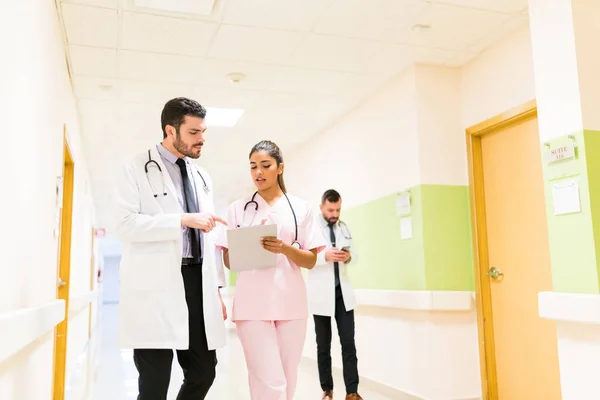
[
  {"left": 461, "top": 25, "right": 536, "bottom": 130},
  {"left": 0, "top": 1, "right": 96, "bottom": 398},
  {"left": 414, "top": 65, "right": 466, "bottom": 186},
  {"left": 286, "top": 65, "right": 420, "bottom": 209}
]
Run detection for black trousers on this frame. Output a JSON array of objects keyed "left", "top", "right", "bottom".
[
  {"left": 133, "top": 264, "right": 217, "bottom": 400},
  {"left": 314, "top": 285, "right": 359, "bottom": 394}
]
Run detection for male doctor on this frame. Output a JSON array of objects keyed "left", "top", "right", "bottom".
[
  {"left": 113, "top": 97, "right": 228, "bottom": 399},
  {"left": 307, "top": 189, "right": 362, "bottom": 400}
]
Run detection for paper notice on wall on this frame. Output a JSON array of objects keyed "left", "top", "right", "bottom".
[
  {"left": 552, "top": 179, "right": 581, "bottom": 216},
  {"left": 396, "top": 192, "right": 411, "bottom": 216},
  {"left": 400, "top": 217, "right": 412, "bottom": 240}
]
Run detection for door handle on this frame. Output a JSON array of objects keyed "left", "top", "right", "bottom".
[{"left": 488, "top": 267, "right": 504, "bottom": 281}]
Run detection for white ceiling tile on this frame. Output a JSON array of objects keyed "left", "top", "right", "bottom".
[
  {"left": 394, "top": 3, "right": 513, "bottom": 51},
  {"left": 118, "top": 50, "right": 203, "bottom": 84},
  {"left": 222, "top": 0, "right": 334, "bottom": 31},
  {"left": 337, "top": 73, "right": 393, "bottom": 100},
  {"left": 235, "top": 111, "right": 329, "bottom": 146},
  {"left": 365, "top": 43, "right": 458, "bottom": 73},
  {"left": 72, "top": 76, "right": 119, "bottom": 100},
  {"left": 290, "top": 34, "right": 384, "bottom": 73},
  {"left": 121, "top": 12, "right": 218, "bottom": 56},
  {"left": 444, "top": 51, "right": 479, "bottom": 67},
  {"left": 190, "top": 86, "right": 262, "bottom": 109},
  {"left": 411, "top": 46, "right": 456, "bottom": 64},
  {"left": 313, "top": 0, "right": 429, "bottom": 42},
  {"left": 467, "top": 13, "right": 529, "bottom": 53},
  {"left": 253, "top": 93, "right": 356, "bottom": 121},
  {"left": 60, "top": 0, "right": 118, "bottom": 8},
  {"left": 117, "top": 80, "right": 197, "bottom": 103},
  {"left": 196, "top": 59, "right": 278, "bottom": 90},
  {"left": 365, "top": 44, "right": 414, "bottom": 74},
  {"left": 432, "top": 0, "right": 529, "bottom": 14},
  {"left": 207, "top": 25, "right": 304, "bottom": 64},
  {"left": 61, "top": 3, "right": 118, "bottom": 48},
  {"left": 69, "top": 45, "right": 118, "bottom": 77},
  {"left": 268, "top": 67, "right": 351, "bottom": 95},
  {"left": 253, "top": 93, "right": 335, "bottom": 115}
]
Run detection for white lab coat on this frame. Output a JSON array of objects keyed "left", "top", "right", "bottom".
[
  {"left": 113, "top": 146, "right": 226, "bottom": 351},
  {"left": 306, "top": 218, "right": 357, "bottom": 317}
]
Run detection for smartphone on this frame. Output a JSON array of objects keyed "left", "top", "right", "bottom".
[{"left": 341, "top": 246, "right": 350, "bottom": 252}]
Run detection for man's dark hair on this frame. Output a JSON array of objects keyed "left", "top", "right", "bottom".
[
  {"left": 161, "top": 97, "right": 207, "bottom": 139},
  {"left": 321, "top": 189, "right": 341, "bottom": 204}
]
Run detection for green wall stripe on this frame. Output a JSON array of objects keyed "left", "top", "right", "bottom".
[
  {"left": 344, "top": 191, "right": 426, "bottom": 290},
  {"left": 421, "top": 185, "right": 475, "bottom": 291},
  {"left": 542, "top": 130, "right": 600, "bottom": 293},
  {"left": 585, "top": 130, "right": 600, "bottom": 292}
]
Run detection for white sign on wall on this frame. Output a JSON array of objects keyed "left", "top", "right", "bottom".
[{"left": 546, "top": 142, "right": 575, "bottom": 164}]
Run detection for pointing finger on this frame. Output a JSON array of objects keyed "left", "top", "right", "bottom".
[{"left": 214, "top": 216, "right": 228, "bottom": 226}]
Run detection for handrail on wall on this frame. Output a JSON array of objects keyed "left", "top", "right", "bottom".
[
  {"left": 69, "top": 290, "right": 99, "bottom": 316},
  {"left": 0, "top": 300, "right": 65, "bottom": 364},
  {"left": 0, "top": 290, "right": 99, "bottom": 365}
]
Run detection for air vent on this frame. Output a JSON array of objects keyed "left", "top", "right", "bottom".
[{"left": 133, "top": 0, "right": 216, "bottom": 16}]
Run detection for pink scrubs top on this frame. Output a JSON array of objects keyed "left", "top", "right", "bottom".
[{"left": 217, "top": 193, "right": 326, "bottom": 322}]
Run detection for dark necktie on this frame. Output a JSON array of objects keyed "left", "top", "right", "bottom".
[
  {"left": 328, "top": 223, "right": 340, "bottom": 287},
  {"left": 176, "top": 158, "right": 202, "bottom": 263}
]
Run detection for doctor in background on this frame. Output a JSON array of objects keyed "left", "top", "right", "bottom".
[
  {"left": 307, "top": 189, "right": 362, "bottom": 400},
  {"left": 113, "top": 97, "right": 227, "bottom": 399}
]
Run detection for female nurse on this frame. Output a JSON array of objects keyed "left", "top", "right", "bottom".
[{"left": 217, "top": 140, "right": 326, "bottom": 400}]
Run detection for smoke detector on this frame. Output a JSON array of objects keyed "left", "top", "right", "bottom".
[
  {"left": 227, "top": 72, "right": 246, "bottom": 84},
  {"left": 411, "top": 24, "right": 432, "bottom": 31}
]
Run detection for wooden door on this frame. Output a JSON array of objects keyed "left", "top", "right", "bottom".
[
  {"left": 53, "top": 129, "right": 75, "bottom": 400},
  {"left": 473, "top": 109, "right": 561, "bottom": 398}
]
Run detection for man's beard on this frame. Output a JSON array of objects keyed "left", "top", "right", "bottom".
[{"left": 173, "top": 130, "right": 200, "bottom": 159}]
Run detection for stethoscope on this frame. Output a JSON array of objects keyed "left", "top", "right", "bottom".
[
  {"left": 330, "top": 220, "right": 352, "bottom": 240},
  {"left": 144, "top": 149, "right": 209, "bottom": 198},
  {"left": 238, "top": 191, "right": 301, "bottom": 249}
]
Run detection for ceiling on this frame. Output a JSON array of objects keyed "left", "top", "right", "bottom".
[{"left": 57, "top": 0, "right": 529, "bottom": 227}]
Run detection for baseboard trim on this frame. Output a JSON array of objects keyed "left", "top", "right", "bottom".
[
  {"left": 299, "top": 357, "right": 481, "bottom": 400},
  {"left": 299, "top": 357, "right": 419, "bottom": 399}
]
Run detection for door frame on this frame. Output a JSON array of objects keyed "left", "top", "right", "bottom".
[
  {"left": 53, "top": 125, "right": 75, "bottom": 400},
  {"left": 465, "top": 99, "right": 538, "bottom": 400}
]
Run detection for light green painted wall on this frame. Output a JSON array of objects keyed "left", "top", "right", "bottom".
[
  {"left": 422, "top": 185, "right": 475, "bottom": 291},
  {"left": 344, "top": 190, "right": 426, "bottom": 290},
  {"left": 228, "top": 270, "right": 238, "bottom": 286},
  {"left": 542, "top": 130, "right": 600, "bottom": 293},
  {"left": 585, "top": 130, "right": 600, "bottom": 292},
  {"left": 345, "top": 185, "right": 474, "bottom": 291}
]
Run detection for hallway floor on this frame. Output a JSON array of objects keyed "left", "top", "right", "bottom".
[{"left": 88, "top": 305, "right": 393, "bottom": 399}]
